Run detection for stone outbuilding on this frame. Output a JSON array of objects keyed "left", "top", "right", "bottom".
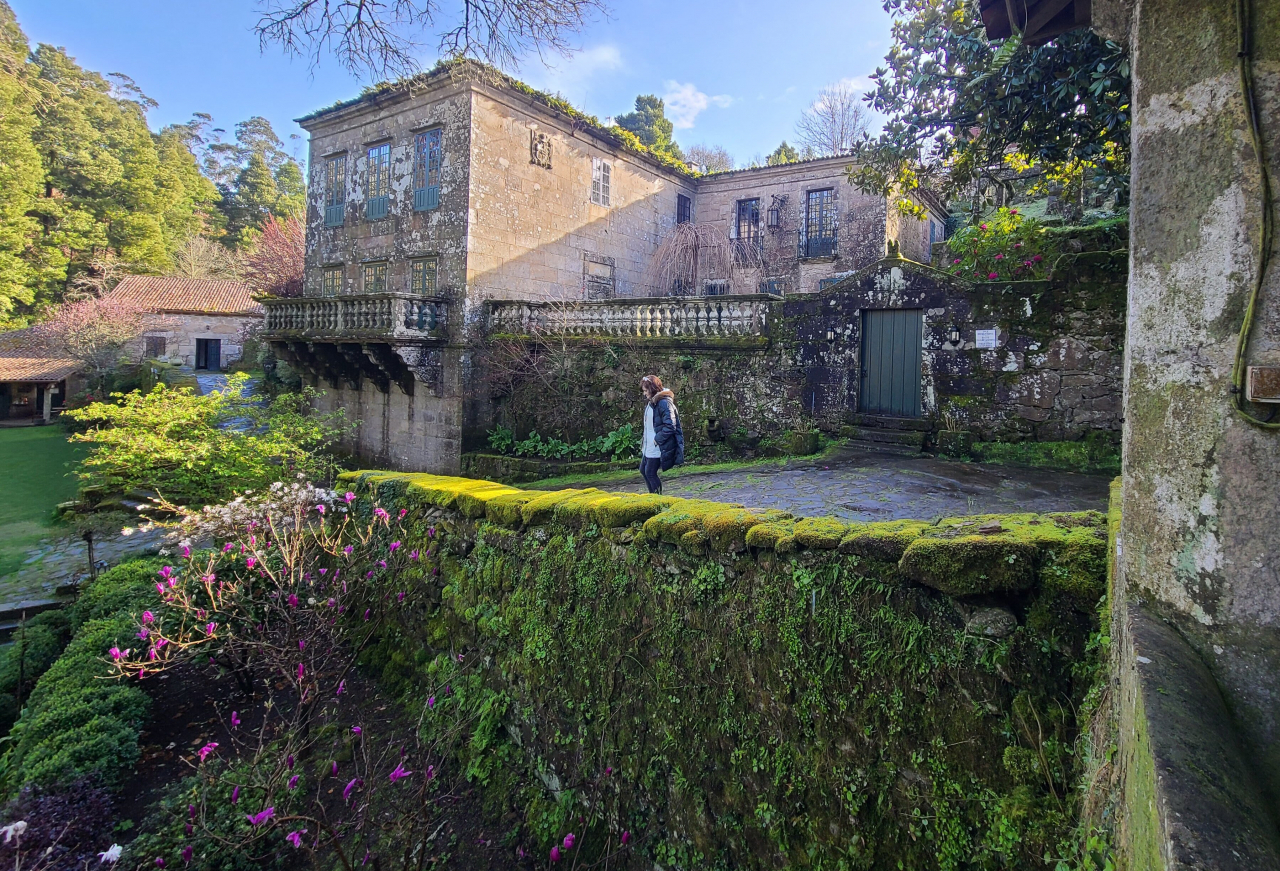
[
  {"left": 111, "top": 276, "right": 264, "bottom": 371},
  {"left": 0, "top": 329, "right": 83, "bottom": 423}
]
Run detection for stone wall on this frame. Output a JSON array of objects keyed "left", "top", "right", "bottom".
[
  {"left": 466, "top": 90, "right": 697, "bottom": 310},
  {"left": 343, "top": 470, "right": 1110, "bottom": 870},
  {"left": 139, "top": 313, "right": 259, "bottom": 369},
  {"left": 481, "top": 252, "right": 1127, "bottom": 450}
]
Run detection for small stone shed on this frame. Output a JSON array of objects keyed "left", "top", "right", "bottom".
[
  {"left": 111, "top": 276, "right": 264, "bottom": 371},
  {"left": 0, "top": 329, "right": 83, "bottom": 423}
]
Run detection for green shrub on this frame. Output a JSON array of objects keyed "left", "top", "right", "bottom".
[
  {"left": 947, "top": 207, "right": 1050, "bottom": 281},
  {"left": 486, "top": 423, "right": 639, "bottom": 461},
  {"left": 1, "top": 559, "right": 161, "bottom": 793},
  {"left": 0, "top": 611, "right": 72, "bottom": 734},
  {"left": 65, "top": 373, "right": 352, "bottom": 505}
]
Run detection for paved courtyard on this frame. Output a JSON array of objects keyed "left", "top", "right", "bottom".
[{"left": 560, "top": 445, "right": 1112, "bottom": 521}]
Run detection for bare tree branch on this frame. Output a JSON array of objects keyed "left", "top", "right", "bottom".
[
  {"left": 644, "top": 221, "right": 762, "bottom": 297},
  {"left": 795, "top": 81, "right": 873, "bottom": 157},
  {"left": 684, "top": 144, "right": 734, "bottom": 173},
  {"left": 255, "top": 0, "right": 605, "bottom": 78}
]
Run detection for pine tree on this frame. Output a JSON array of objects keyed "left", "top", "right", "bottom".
[
  {"left": 767, "top": 141, "right": 800, "bottom": 166},
  {"left": 0, "top": 2, "right": 41, "bottom": 322},
  {"left": 616, "top": 95, "right": 683, "bottom": 160}
]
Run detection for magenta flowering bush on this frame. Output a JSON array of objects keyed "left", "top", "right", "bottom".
[
  {"left": 946, "top": 207, "right": 1051, "bottom": 282},
  {"left": 108, "top": 481, "right": 479, "bottom": 870}
]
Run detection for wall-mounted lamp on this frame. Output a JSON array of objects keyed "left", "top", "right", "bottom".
[
  {"left": 825, "top": 329, "right": 836, "bottom": 342},
  {"left": 947, "top": 326, "right": 962, "bottom": 344},
  {"left": 767, "top": 208, "right": 780, "bottom": 228}
]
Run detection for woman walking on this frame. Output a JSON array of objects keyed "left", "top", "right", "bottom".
[{"left": 640, "top": 375, "right": 684, "bottom": 494}]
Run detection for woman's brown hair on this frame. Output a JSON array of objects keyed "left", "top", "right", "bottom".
[{"left": 641, "top": 375, "right": 663, "bottom": 396}]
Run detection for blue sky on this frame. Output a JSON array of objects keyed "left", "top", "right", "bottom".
[{"left": 15, "top": 0, "right": 894, "bottom": 166}]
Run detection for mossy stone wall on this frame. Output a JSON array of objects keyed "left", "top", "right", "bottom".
[{"left": 342, "top": 471, "right": 1109, "bottom": 869}]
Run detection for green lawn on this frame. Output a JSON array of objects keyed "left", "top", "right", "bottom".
[{"left": 0, "top": 426, "right": 83, "bottom": 579}]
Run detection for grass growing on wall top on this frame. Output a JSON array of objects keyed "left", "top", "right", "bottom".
[{"left": 340, "top": 471, "right": 1110, "bottom": 870}]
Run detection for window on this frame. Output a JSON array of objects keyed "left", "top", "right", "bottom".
[
  {"left": 591, "top": 158, "right": 611, "bottom": 207},
  {"left": 363, "top": 261, "right": 388, "bottom": 294},
  {"left": 676, "top": 194, "right": 691, "bottom": 225},
  {"left": 583, "top": 255, "right": 615, "bottom": 300},
  {"left": 322, "top": 265, "right": 343, "bottom": 297},
  {"left": 324, "top": 155, "right": 346, "bottom": 227},
  {"left": 735, "top": 198, "right": 761, "bottom": 264},
  {"left": 758, "top": 279, "right": 788, "bottom": 296},
  {"left": 410, "top": 257, "right": 438, "bottom": 296},
  {"left": 413, "top": 129, "right": 442, "bottom": 211},
  {"left": 365, "top": 143, "right": 391, "bottom": 220},
  {"left": 144, "top": 336, "right": 166, "bottom": 358},
  {"left": 802, "top": 188, "right": 837, "bottom": 257},
  {"left": 703, "top": 279, "right": 729, "bottom": 296}
]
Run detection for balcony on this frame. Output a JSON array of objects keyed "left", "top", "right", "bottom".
[
  {"left": 261, "top": 294, "right": 447, "bottom": 343},
  {"left": 261, "top": 294, "right": 448, "bottom": 396},
  {"left": 487, "top": 294, "right": 776, "bottom": 345},
  {"left": 799, "top": 230, "right": 838, "bottom": 259}
]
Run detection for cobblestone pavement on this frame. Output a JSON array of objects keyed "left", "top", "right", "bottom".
[
  {"left": 580, "top": 445, "right": 1112, "bottom": 521},
  {"left": 0, "top": 527, "right": 166, "bottom": 611}
]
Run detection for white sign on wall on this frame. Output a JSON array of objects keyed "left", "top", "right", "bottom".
[{"left": 975, "top": 329, "right": 999, "bottom": 349}]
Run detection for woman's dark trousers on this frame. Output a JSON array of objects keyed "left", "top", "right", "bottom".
[{"left": 640, "top": 457, "right": 662, "bottom": 494}]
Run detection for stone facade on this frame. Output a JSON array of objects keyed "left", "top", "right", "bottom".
[
  {"left": 270, "top": 66, "right": 948, "bottom": 472},
  {"left": 140, "top": 313, "right": 256, "bottom": 370}
]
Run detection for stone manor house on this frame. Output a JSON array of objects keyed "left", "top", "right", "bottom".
[{"left": 260, "top": 64, "right": 961, "bottom": 471}]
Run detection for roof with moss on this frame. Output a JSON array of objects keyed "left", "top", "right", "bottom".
[{"left": 297, "top": 59, "right": 696, "bottom": 179}]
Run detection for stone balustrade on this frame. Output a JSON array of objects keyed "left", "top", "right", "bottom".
[
  {"left": 262, "top": 294, "right": 447, "bottom": 342},
  {"left": 487, "top": 294, "right": 776, "bottom": 340}
]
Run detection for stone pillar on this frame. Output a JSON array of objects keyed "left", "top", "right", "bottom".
[
  {"left": 41, "top": 384, "right": 52, "bottom": 423},
  {"left": 1112, "top": 0, "right": 1280, "bottom": 863}
]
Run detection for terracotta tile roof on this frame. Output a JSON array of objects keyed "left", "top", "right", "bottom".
[
  {"left": 0, "top": 328, "right": 81, "bottom": 383},
  {"left": 111, "top": 275, "right": 264, "bottom": 317}
]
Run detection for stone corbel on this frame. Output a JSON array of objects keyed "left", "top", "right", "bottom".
[
  {"left": 339, "top": 343, "right": 389, "bottom": 394},
  {"left": 393, "top": 345, "right": 444, "bottom": 397},
  {"left": 364, "top": 343, "right": 416, "bottom": 396}
]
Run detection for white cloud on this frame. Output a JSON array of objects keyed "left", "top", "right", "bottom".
[
  {"left": 523, "top": 45, "right": 624, "bottom": 104},
  {"left": 662, "top": 80, "right": 733, "bottom": 129}
]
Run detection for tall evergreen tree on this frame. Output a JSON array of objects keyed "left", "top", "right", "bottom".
[
  {"left": 205, "top": 116, "right": 306, "bottom": 248},
  {"left": 0, "top": 2, "right": 41, "bottom": 322},
  {"left": 616, "top": 95, "right": 683, "bottom": 161},
  {"left": 767, "top": 141, "right": 800, "bottom": 166}
]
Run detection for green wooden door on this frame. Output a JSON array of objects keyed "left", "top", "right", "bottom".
[{"left": 859, "top": 309, "right": 923, "bottom": 417}]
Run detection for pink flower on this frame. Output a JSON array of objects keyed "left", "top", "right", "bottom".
[
  {"left": 427, "top": 696, "right": 435, "bottom": 709},
  {"left": 389, "top": 763, "right": 413, "bottom": 783},
  {"left": 231, "top": 785, "right": 239, "bottom": 804},
  {"left": 1014, "top": 242, "right": 1023, "bottom": 248},
  {"left": 137, "top": 628, "right": 149, "bottom": 639},
  {"left": 155, "top": 859, "right": 165, "bottom": 867},
  {"left": 142, "top": 611, "right": 155, "bottom": 624},
  {"left": 156, "top": 583, "right": 165, "bottom": 595},
  {"left": 286, "top": 830, "right": 306, "bottom": 848},
  {"left": 1010, "top": 208, "right": 1018, "bottom": 215},
  {"left": 149, "top": 647, "right": 158, "bottom": 661},
  {"left": 109, "top": 647, "right": 126, "bottom": 661},
  {"left": 246, "top": 807, "right": 274, "bottom": 827},
  {"left": 287, "top": 754, "right": 295, "bottom": 769},
  {"left": 374, "top": 507, "right": 389, "bottom": 521},
  {"left": 425, "top": 765, "right": 435, "bottom": 780},
  {"left": 343, "top": 778, "right": 362, "bottom": 802},
  {"left": 337, "top": 680, "right": 346, "bottom": 696},
  {"left": 389, "top": 541, "right": 401, "bottom": 553},
  {"left": 319, "top": 568, "right": 326, "bottom": 575},
  {"left": 980, "top": 223, "right": 988, "bottom": 230},
  {"left": 332, "top": 761, "right": 338, "bottom": 775},
  {"left": 288, "top": 594, "right": 298, "bottom": 608},
  {"left": 245, "top": 558, "right": 256, "bottom": 569},
  {"left": 299, "top": 639, "right": 306, "bottom": 651},
  {"left": 397, "top": 592, "right": 405, "bottom": 603},
  {"left": 621, "top": 831, "right": 630, "bottom": 845},
  {"left": 1032, "top": 254, "right": 1043, "bottom": 262},
  {"left": 563, "top": 833, "right": 575, "bottom": 851},
  {"left": 159, "top": 566, "right": 173, "bottom": 580},
  {"left": 351, "top": 725, "right": 361, "bottom": 735},
  {"left": 344, "top": 491, "right": 356, "bottom": 503},
  {"left": 550, "top": 847, "right": 561, "bottom": 862},
  {"left": 343, "top": 545, "right": 354, "bottom": 556},
  {"left": 953, "top": 258, "right": 961, "bottom": 264},
  {"left": 364, "top": 609, "right": 371, "bottom": 621},
  {"left": 222, "top": 542, "right": 234, "bottom": 553},
  {"left": 605, "top": 766, "right": 613, "bottom": 776},
  {"left": 231, "top": 711, "right": 240, "bottom": 728},
  {"left": 315, "top": 504, "right": 326, "bottom": 515},
  {"left": 987, "top": 272, "right": 999, "bottom": 279},
  {"left": 182, "top": 545, "right": 191, "bottom": 559},
  {"left": 994, "top": 253, "right": 1004, "bottom": 260},
  {"left": 197, "top": 742, "right": 218, "bottom": 762},
  {"left": 288, "top": 775, "right": 299, "bottom": 790},
  {"left": 398, "top": 509, "right": 407, "bottom": 519},
  {"left": 181, "top": 845, "right": 193, "bottom": 864},
  {"left": 428, "top": 527, "right": 436, "bottom": 538},
  {"left": 296, "top": 663, "right": 305, "bottom": 681},
  {"left": 205, "top": 622, "right": 217, "bottom": 635},
  {"left": 409, "top": 549, "right": 419, "bottom": 560}
]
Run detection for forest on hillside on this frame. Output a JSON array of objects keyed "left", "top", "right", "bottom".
[{"left": 0, "top": 1, "right": 304, "bottom": 327}]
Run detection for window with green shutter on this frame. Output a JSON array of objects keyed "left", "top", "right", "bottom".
[
  {"left": 363, "top": 262, "right": 388, "bottom": 294},
  {"left": 413, "top": 129, "right": 442, "bottom": 211},
  {"left": 365, "top": 143, "right": 391, "bottom": 220},
  {"left": 324, "top": 155, "right": 346, "bottom": 226},
  {"left": 410, "top": 257, "right": 438, "bottom": 295}
]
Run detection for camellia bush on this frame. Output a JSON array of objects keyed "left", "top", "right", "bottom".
[
  {"left": 103, "top": 480, "right": 614, "bottom": 869},
  {"left": 946, "top": 207, "right": 1050, "bottom": 282},
  {"left": 65, "top": 373, "right": 351, "bottom": 506}
]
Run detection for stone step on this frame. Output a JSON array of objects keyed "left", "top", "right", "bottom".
[
  {"left": 844, "top": 427, "right": 927, "bottom": 449},
  {"left": 846, "top": 414, "right": 933, "bottom": 432}
]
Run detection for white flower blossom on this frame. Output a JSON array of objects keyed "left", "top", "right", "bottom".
[
  {"left": 1, "top": 820, "right": 27, "bottom": 843},
  {"left": 99, "top": 843, "right": 123, "bottom": 864}
]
